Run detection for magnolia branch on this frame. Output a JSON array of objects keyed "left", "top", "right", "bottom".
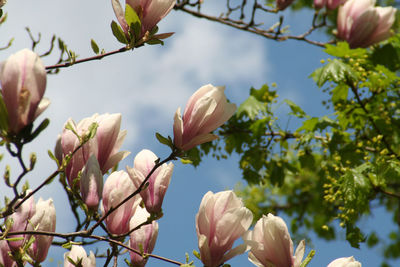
[
  {"left": 5, "top": 229, "right": 183, "bottom": 266},
  {"left": 174, "top": 1, "right": 331, "bottom": 47}
]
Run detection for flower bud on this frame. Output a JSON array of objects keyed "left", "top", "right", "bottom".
[
  {"left": 80, "top": 155, "right": 103, "bottom": 209},
  {"left": 196, "top": 190, "right": 253, "bottom": 267},
  {"left": 276, "top": 0, "right": 294, "bottom": 10},
  {"left": 64, "top": 245, "right": 96, "bottom": 267},
  {"left": 58, "top": 113, "right": 129, "bottom": 188},
  {"left": 327, "top": 256, "right": 362, "bottom": 267},
  {"left": 173, "top": 84, "right": 236, "bottom": 151},
  {"left": 7, "top": 190, "right": 35, "bottom": 251},
  {"left": 26, "top": 198, "right": 56, "bottom": 263},
  {"left": 337, "top": 0, "right": 396, "bottom": 48},
  {"left": 127, "top": 149, "right": 173, "bottom": 215},
  {"left": 0, "top": 49, "right": 48, "bottom": 134},
  {"left": 314, "top": 0, "right": 344, "bottom": 10},
  {"left": 0, "top": 240, "right": 16, "bottom": 267},
  {"left": 244, "top": 213, "right": 305, "bottom": 267},
  {"left": 102, "top": 170, "right": 141, "bottom": 235},
  {"left": 129, "top": 206, "right": 158, "bottom": 267},
  {"left": 112, "top": 0, "right": 176, "bottom": 39}
]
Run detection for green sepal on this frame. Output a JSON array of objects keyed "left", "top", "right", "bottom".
[
  {"left": 0, "top": 94, "right": 9, "bottom": 133},
  {"left": 24, "top": 118, "right": 49, "bottom": 144},
  {"left": 155, "top": 132, "right": 173, "bottom": 149},
  {"left": 111, "top": 20, "right": 128, "bottom": 44},
  {"left": 125, "top": 4, "right": 141, "bottom": 41}
]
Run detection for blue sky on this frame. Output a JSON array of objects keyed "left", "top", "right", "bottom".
[{"left": 0, "top": 0, "right": 398, "bottom": 266}]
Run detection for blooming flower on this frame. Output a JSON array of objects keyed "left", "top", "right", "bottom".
[
  {"left": 102, "top": 170, "right": 141, "bottom": 235},
  {"left": 173, "top": 84, "right": 236, "bottom": 151},
  {"left": 0, "top": 240, "right": 16, "bottom": 267},
  {"left": 80, "top": 155, "right": 103, "bottom": 209},
  {"left": 112, "top": 0, "right": 176, "bottom": 39},
  {"left": 129, "top": 206, "right": 158, "bottom": 267},
  {"left": 337, "top": 0, "right": 396, "bottom": 48},
  {"left": 64, "top": 245, "right": 96, "bottom": 267},
  {"left": 327, "top": 256, "right": 362, "bottom": 267},
  {"left": 196, "top": 190, "right": 253, "bottom": 267},
  {"left": 0, "top": 49, "right": 49, "bottom": 134},
  {"left": 57, "top": 113, "right": 129, "bottom": 188},
  {"left": 127, "top": 149, "right": 173, "bottom": 214},
  {"left": 26, "top": 198, "right": 56, "bottom": 263},
  {"left": 244, "top": 213, "right": 305, "bottom": 267},
  {"left": 6, "top": 190, "right": 36, "bottom": 251}
]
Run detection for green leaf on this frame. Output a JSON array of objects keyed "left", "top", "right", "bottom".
[
  {"left": 297, "top": 117, "right": 318, "bottom": 132},
  {"left": 146, "top": 39, "right": 164, "bottom": 46},
  {"left": 237, "top": 95, "right": 265, "bottom": 120},
  {"left": 90, "top": 39, "right": 100, "bottom": 54},
  {"left": 155, "top": 132, "right": 173, "bottom": 148},
  {"left": 24, "top": 118, "right": 49, "bottom": 144},
  {"left": 125, "top": 4, "right": 141, "bottom": 40},
  {"left": 0, "top": 94, "right": 8, "bottom": 132},
  {"left": 311, "top": 59, "right": 358, "bottom": 87},
  {"left": 284, "top": 99, "right": 307, "bottom": 118},
  {"left": 324, "top": 42, "right": 367, "bottom": 58},
  {"left": 111, "top": 20, "right": 128, "bottom": 44},
  {"left": 331, "top": 84, "right": 349, "bottom": 104}
]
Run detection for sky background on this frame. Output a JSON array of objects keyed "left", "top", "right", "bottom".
[{"left": 0, "top": 0, "right": 399, "bottom": 266}]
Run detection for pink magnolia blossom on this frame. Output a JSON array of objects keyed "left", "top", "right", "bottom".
[
  {"left": 64, "top": 245, "right": 96, "bottom": 267},
  {"left": 0, "top": 49, "right": 49, "bottom": 133},
  {"left": 80, "top": 155, "right": 103, "bottom": 209},
  {"left": 129, "top": 206, "right": 158, "bottom": 267},
  {"left": 102, "top": 170, "right": 141, "bottom": 235},
  {"left": 112, "top": 0, "right": 176, "bottom": 39},
  {"left": 314, "top": 0, "right": 344, "bottom": 10},
  {"left": 337, "top": 0, "right": 396, "bottom": 48},
  {"left": 276, "top": 0, "right": 294, "bottom": 10},
  {"left": 244, "top": 213, "right": 305, "bottom": 267},
  {"left": 196, "top": 190, "right": 253, "bottom": 267},
  {"left": 57, "top": 113, "right": 129, "bottom": 188},
  {"left": 26, "top": 198, "right": 56, "bottom": 263},
  {"left": 127, "top": 149, "right": 173, "bottom": 215},
  {"left": 0, "top": 240, "right": 16, "bottom": 267},
  {"left": 173, "top": 84, "right": 236, "bottom": 151},
  {"left": 327, "top": 256, "right": 361, "bottom": 267},
  {"left": 6, "top": 190, "right": 35, "bottom": 251}
]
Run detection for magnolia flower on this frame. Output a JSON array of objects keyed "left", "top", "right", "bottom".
[
  {"left": 80, "top": 155, "right": 103, "bottom": 209},
  {"left": 0, "top": 49, "right": 49, "bottom": 134},
  {"left": 26, "top": 198, "right": 56, "bottom": 263},
  {"left": 244, "top": 213, "right": 305, "bottom": 267},
  {"left": 337, "top": 0, "right": 396, "bottom": 48},
  {"left": 112, "top": 0, "right": 176, "bottom": 39},
  {"left": 7, "top": 190, "right": 36, "bottom": 251},
  {"left": 173, "top": 84, "right": 236, "bottom": 151},
  {"left": 196, "top": 190, "right": 253, "bottom": 267},
  {"left": 102, "top": 170, "right": 141, "bottom": 235},
  {"left": 127, "top": 149, "right": 173, "bottom": 214},
  {"left": 57, "top": 113, "right": 129, "bottom": 188},
  {"left": 276, "top": 0, "right": 294, "bottom": 10},
  {"left": 327, "top": 256, "right": 362, "bottom": 267},
  {"left": 64, "top": 245, "right": 96, "bottom": 267},
  {"left": 0, "top": 240, "right": 16, "bottom": 267},
  {"left": 129, "top": 206, "right": 158, "bottom": 267},
  {"left": 314, "top": 0, "right": 344, "bottom": 10}
]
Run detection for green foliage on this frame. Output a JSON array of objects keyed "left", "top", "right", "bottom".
[
  {"left": 111, "top": 20, "right": 128, "bottom": 44},
  {"left": 195, "top": 33, "right": 400, "bottom": 264}
]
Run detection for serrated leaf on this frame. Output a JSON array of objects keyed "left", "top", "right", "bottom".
[
  {"left": 111, "top": 20, "right": 128, "bottom": 44},
  {"left": 285, "top": 99, "right": 306, "bottom": 118},
  {"left": 311, "top": 59, "right": 357, "bottom": 87},
  {"left": 324, "top": 42, "right": 366, "bottom": 58},
  {"left": 331, "top": 84, "right": 349, "bottom": 104},
  {"left": 237, "top": 95, "right": 265, "bottom": 120},
  {"left": 90, "top": 39, "right": 100, "bottom": 54}
]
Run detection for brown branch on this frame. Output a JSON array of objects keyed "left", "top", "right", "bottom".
[
  {"left": 45, "top": 47, "right": 129, "bottom": 70},
  {"left": 174, "top": 2, "right": 331, "bottom": 47}
]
